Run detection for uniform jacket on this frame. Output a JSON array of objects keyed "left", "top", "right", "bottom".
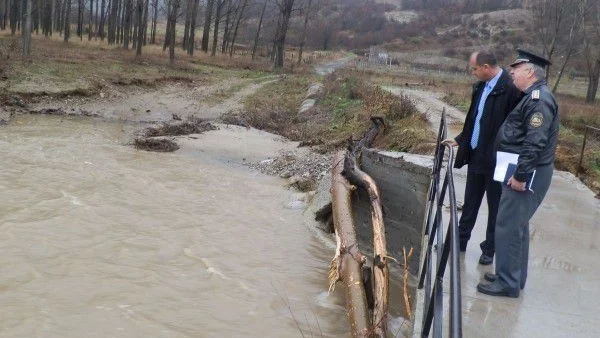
[
  {"left": 454, "top": 69, "right": 522, "bottom": 171},
  {"left": 495, "top": 79, "right": 559, "bottom": 182}
]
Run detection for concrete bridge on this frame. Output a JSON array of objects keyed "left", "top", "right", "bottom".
[{"left": 342, "top": 148, "right": 600, "bottom": 337}]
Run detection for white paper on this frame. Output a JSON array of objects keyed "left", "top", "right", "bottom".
[{"left": 493, "top": 151, "right": 519, "bottom": 182}]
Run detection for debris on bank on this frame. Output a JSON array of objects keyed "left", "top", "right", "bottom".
[
  {"left": 141, "top": 117, "right": 217, "bottom": 137},
  {"left": 134, "top": 138, "right": 180, "bottom": 152},
  {"left": 135, "top": 117, "right": 218, "bottom": 152},
  {"left": 248, "top": 149, "right": 332, "bottom": 192},
  {"left": 29, "top": 107, "right": 101, "bottom": 117}
]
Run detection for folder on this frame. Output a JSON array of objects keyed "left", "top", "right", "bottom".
[{"left": 493, "top": 151, "right": 535, "bottom": 192}]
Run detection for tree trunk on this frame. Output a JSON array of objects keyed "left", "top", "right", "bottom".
[
  {"left": 141, "top": 0, "right": 147, "bottom": 44},
  {"left": 63, "top": 0, "right": 71, "bottom": 41},
  {"left": 228, "top": 0, "right": 247, "bottom": 57},
  {"left": 98, "top": 0, "right": 106, "bottom": 39},
  {"left": 122, "top": 0, "right": 131, "bottom": 48},
  {"left": 134, "top": 0, "right": 144, "bottom": 56},
  {"left": 107, "top": 0, "right": 118, "bottom": 42},
  {"left": 10, "top": 0, "right": 18, "bottom": 34},
  {"left": 274, "top": 0, "right": 293, "bottom": 68},
  {"left": 342, "top": 117, "right": 389, "bottom": 338},
  {"left": 210, "top": 0, "right": 222, "bottom": 56},
  {"left": 296, "top": 0, "right": 311, "bottom": 65},
  {"left": 181, "top": 0, "right": 190, "bottom": 50},
  {"left": 201, "top": 0, "right": 213, "bottom": 52},
  {"left": 22, "top": 0, "right": 32, "bottom": 57},
  {"left": 251, "top": 0, "right": 267, "bottom": 60},
  {"left": 586, "top": 59, "right": 600, "bottom": 103},
  {"left": 88, "top": 0, "right": 93, "bottom": 40},
  {"left": 186, "top": 0, "right": 199, "bottom": 55},
  {"left": 220, "top": 0, "right": 230, "bottom": 53},
  {"left": 163, "top": 0, "right": 171, "bottom": 50},
  {"left": 330, "top": 151, "right": 371, "bottom": 338},
  {"left": 150, "top": 0, "right": 156, "bottom": 44},
  {"left": 76, "top": 0, "right": 81, "bottom": 38},
  {"left": 168, "top": 0, "right": 180, "bottom": 66}
]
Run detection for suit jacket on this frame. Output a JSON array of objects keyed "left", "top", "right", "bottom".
[{"left": 454, "top": 69, "right": 522, "bottom": 172}]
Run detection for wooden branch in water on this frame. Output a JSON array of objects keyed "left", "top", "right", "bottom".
[
  {"left": 330, "top": 151, "right": 370, "bottom": 338},
  {"left": 342, "top": 117, "right": 389, "bottom": 338}
]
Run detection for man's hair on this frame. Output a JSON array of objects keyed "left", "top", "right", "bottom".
[
  {"left": 475, "top": 51, "right": 498, "bottom": 67},
  {"left": 527, "top": 64, "right": 546, "bottom": 80}
]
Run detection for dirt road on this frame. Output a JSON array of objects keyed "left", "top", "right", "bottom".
[
  {"left": 27, "top": 76, "right": 277, "bottom": 123},
  {"left": 383, "top": 86, "right": 466, "bottom": 135}
]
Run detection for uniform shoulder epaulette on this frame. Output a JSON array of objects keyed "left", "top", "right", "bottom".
[{"left": 532, "top": 90, "right": 540, "bottom": 100}]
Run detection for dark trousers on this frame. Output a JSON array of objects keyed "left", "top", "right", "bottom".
[
  {"left": 458, "top": 170, "right": 501, "bottom": 256},
  {"left": 495, "top": 164, "right": 553, "bottom": 291}
]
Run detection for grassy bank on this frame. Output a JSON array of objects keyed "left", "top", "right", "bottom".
[{"left": 233, "top": 69, "right": 435, "bottom": 154}]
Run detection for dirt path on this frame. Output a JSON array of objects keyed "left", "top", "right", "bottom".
[
  {"left": 383, "top": 86, "right": 466, "bottom": 135},
  {"left": 28, "top": 76, "right": 277, "bottom": 123}
]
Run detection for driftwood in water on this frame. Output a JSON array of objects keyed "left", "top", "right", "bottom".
[
  {"left": 329, "top": 117, "right": 397, "bottom": 338},
  {"left": 330, "top": 151, "right": 370, "bottom": 338},
  {"left": 342, "top": 117, "right": 390, "bottom": 338}
]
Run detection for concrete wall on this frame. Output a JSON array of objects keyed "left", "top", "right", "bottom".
[{"left": 351, "top": 149, "right": 432, "bottom": 275}]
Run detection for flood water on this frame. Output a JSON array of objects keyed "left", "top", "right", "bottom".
[{"left": 0, "top": 115, "right": 352, "bottom": 338}]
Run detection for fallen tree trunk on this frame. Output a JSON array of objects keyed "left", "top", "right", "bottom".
[
  {"left": 342, "top": 117, "right": 389, "bottom": 338},
  {"left": 330, "top": 151, "right": 370, "bottom": 338}
]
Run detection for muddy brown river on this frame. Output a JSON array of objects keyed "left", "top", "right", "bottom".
[{"left": 0, "top": 115, "right": 359, "bottom": 338}]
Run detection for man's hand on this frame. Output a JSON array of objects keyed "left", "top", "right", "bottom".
[
  {"left": 442, "top": 138, "right": 458, "bottom": 147},
  {"left": 507, "top": 176, "right": 526, "bottom": 192}
]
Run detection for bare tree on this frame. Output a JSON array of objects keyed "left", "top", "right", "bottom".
[
  {"left": 167, "top": 0, "right": 181, "bottom": 65},
  {"left": 551, "top": 0, "right": 586, "bottom": 93},
  {"left": 220, "top": 0, "right": 233, "bottom": 53},
  {"left": 251, "top": 0, "right": 268, "bottom": 60},
  {"left": 583, "top": 0, "right": 600, "bottom": 103},
  {"left": 88, "top": 0, "right": 93, "bottom": 40},
  {"left": 201, "top": 0, "right": 214, "bottom": 52},
  {"left": 273, "top": 0, "right": 294, "bottom": 68},
  {"left": 296, "top": 0, "right": 311, "bottom": 65},
  {"left": 135, "top": 0, "right": 146, "bottom": 56},
  {"left": 211, "top": 0, "right": 225, "bottom": 56},
  {"left": 107, "top": 0, "right": 119, "bottom": 43},
  {"left": 98, "top": 0, "right": 106, "bottom": 39},
  {"left": 228, "top": 0, "right": 248, "bottom": 57},
  {"left": 149, "top": 0, "right": 157, "bottom": 43},
  {"left": 23, "top": 0, "right": 33, "bottom": 57},
  {"left": 182, "top": 0, "right": 192, "bottom": 50},
  {"left": 64, "top": 0, "right": 72, "bottom": 41},
  {"left": 532, "top": 0, "right": 566, "bottom": 79},
  {"left": 187, "top": 0, "right": 200, "bottom": 55}
]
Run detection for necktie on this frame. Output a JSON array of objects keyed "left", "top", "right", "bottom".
[{"left": 471, "top": 84, "right": 491, "bottom": 149}]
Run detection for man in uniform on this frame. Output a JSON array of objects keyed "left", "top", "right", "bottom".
[
  {"left": 477, "top": 50, "right": 559, "bottom": 298},
  {"left": 444, "top": 51, "right": 521, "bottom": 265}
]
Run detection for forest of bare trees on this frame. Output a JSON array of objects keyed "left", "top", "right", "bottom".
[
  {"left": 4, "top": 0, "right": 600, "bottom": 101},
  {"left": 2, "top": 0, "right": 330, "bottom": 68}
]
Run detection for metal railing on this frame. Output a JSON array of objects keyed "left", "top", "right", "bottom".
[
  {"left": 417, "top": 111, "right": 462, "bottom": 338},
  {"left": 577, "top": 125, "right": 600, "bottom": 177}
]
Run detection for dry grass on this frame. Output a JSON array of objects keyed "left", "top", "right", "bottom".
[
  {"left": 0, "top": 31, "right": 336, "bottom": 99},
  {"left": 229, "top": 69, "right": 434, "bottom": 155}
]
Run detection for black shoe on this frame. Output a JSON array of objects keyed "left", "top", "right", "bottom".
[
  {"left": 484, "top": 273, "right": 525, "bottom": 290},
  {"left": 459, "top": 242, "right": 467, "bottom": 252},
  {"left": 478, "top": 253, "right": 493, "bottom": 265},
  {"left": 484, "top": 272, "right": 497, "bottom": 282},
  {"left": 477, "top": 281, "right": 519, "bottom": 298}
]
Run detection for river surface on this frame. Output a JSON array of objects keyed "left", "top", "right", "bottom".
[{"left": 0, "top": 115, "right": 352, "bottom": 338}]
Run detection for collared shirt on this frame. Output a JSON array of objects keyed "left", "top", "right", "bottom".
[{"left": 471, "top": 69, "right": 503, "bottom": 149}]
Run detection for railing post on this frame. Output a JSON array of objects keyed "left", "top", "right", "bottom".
[{"left": 418, "top": 112, "right": 462, "bottom": 338}]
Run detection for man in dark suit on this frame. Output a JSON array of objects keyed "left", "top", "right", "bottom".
[{"left": 444, "top": 51, "right": 522, "bottom": 265}]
